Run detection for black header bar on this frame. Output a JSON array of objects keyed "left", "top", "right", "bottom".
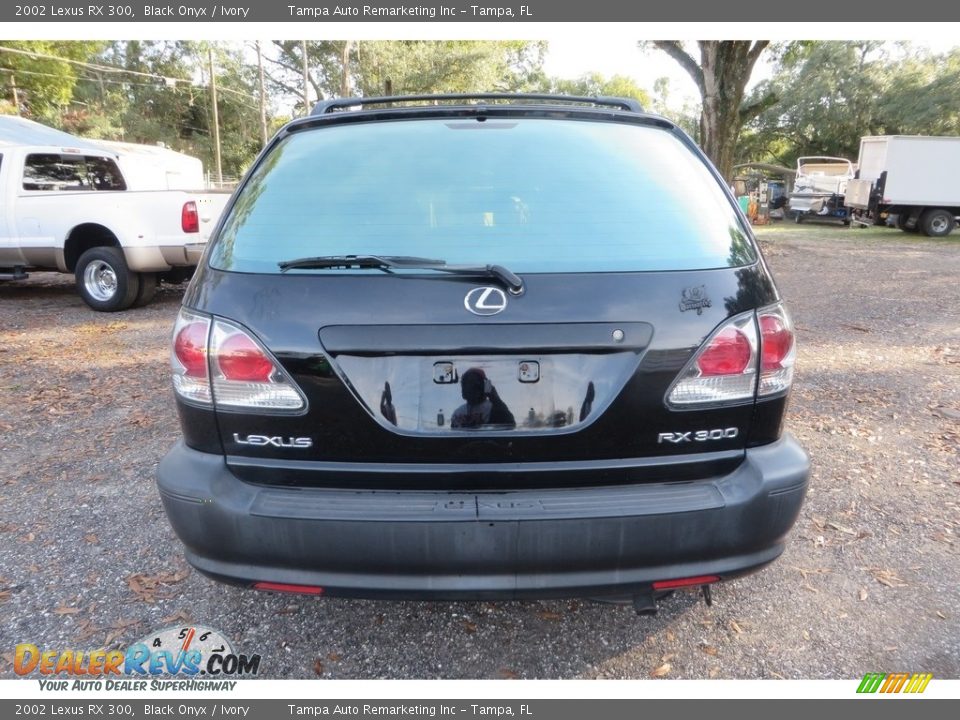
[{"left": 2, "top": 1, "right": 957, "bottom": 22}]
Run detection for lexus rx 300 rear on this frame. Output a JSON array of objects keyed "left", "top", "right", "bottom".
[{"left": 157, "top": 94, "right": 809, "bottom": 608}]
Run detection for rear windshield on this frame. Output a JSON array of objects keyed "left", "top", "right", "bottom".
[{"left": 210, "top": 117, "right": 755, "bottom": 274}]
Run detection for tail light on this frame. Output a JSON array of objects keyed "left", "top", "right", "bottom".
[
  {"left": 666, "top": 304, "right": 795, "bottom": 407},
  {"left": 666, "top": 311, "right": 758, "bottom": 406},
  {"left": 181, "top": 201, "right": 200, "bottom": 233},
  {"left": 171, "top": 310, "right": 211, "bottom": 404},
  {"left": 171, "top": 308, "right": 306, "bottom": 411},
  {"left": 757, "top": 306, "right": 796, "bottom": 396}
]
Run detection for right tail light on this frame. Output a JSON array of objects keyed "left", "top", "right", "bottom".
[{"left": 666, "top": 304, "right": 795, "bottom": 408}]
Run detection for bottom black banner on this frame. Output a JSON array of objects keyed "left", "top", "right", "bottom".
[{"left": 1, "top": 699, "right": 957, "bottom": 720}]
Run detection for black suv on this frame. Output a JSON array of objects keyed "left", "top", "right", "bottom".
[{"left": 158, "top": 94, "right": 809, "bottom": 611}]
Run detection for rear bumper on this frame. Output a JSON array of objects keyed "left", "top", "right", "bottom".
[{"left": 156, "top": 435, "right": 809, "bottom": 600}]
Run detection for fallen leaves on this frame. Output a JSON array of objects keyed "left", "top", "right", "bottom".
[
  {"left": 104, "top": 619, "right": 144, "bottom": 646},
  {"left": 650, "top": 662, "right": 672, "bottom": 678},
  {"left": 313, "top": 659, "right": 324, "bottom": 676},
  {"left": 870, "top": 568, "right": 908, "bottom": 588},
  {"left": 498, "top": 668, "right": 519, "bottom": 679},
  {"left": 701, "top": 645, "right": 719, "bottom": 656},
  {"left": 161, "top": 609, "right": 193, "bottom": 625},
  {"left": 126, "top": 566, "right": 191, "bottom": 603},
  {"left": 462, "top": 620, "right": 478, "bottom": 634},
  {"left": 53, "top": 604, "right": 81, "bottom": 615},
  {"left": 859, "top": 588, "right": 869, "bottom": 602},
  {"left": 537, "top": 610, "right": 562, "bottom": 622},
  {"left": 729, "top": 620, "right": 745, "bottom": 635}
]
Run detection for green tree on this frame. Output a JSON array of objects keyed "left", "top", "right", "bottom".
[
  {"left": 542, "top": 72, "right": 651, "bottom": 107},
  {"left": 741, "top": 42, "right": 960, "bottom": 166},
  {"left": 264, "top": 40, "right": 547, "bottom": 113},
  {"left": 0, "top": 40, "right": 106, "bottom": 120},
  {"left": 650, "top": 41, "right": 777, "bottom": 180}
]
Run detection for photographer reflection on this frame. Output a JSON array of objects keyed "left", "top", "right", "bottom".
[
  {"left": 451, "top": 368, "right": 515, "bottom": 429},
  {"left": 379, "top": 381, "right": 398, "bottom": 426}
]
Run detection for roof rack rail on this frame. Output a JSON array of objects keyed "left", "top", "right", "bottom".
[{"left": 311, "top": 93, "right": 644, "bottom": 116}]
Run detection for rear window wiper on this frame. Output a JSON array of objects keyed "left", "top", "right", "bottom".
[{"left": 277, "top": 254, "right": 524, "bottom": 295}]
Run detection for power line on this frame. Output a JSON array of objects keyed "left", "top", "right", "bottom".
[
  {"left": 0, "top": 44, "right": 261, "bottom": 102},
  {"left": 0, "top": 44, "right": 192, "bottom": 84},
  {"left": 0, "top": 66, "right": 261, "bottom": 111}
]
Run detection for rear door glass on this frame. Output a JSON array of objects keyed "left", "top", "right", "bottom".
[
  {"left": 211, "top": 118, "right": 756, "bottom": 274},
  {"left": 22, "top": 153, "right": 126, "bottom": 191}
]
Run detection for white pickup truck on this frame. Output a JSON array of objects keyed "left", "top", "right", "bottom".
[{"left": 0, "top": 117, "right": 229, "bottom": 311}]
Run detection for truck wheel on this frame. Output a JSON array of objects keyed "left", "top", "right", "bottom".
[
  {"left": 794, "top": 212, "right": 803, "bottom": 224},
  {"left": 132, "top": 272, "right": 158, "bottom": 307},
  {"left": 75, "top": 247, "right": 140, "bottom": 312},
  {"left": 920, "top": 208, "right": 956, "bottom": 237}
]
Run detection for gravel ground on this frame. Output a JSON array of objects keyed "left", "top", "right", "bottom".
[{"left": 1, "top": 223, "right": 958, "bottom": 680}]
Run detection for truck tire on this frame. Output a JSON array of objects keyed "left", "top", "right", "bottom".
[
  {"left": 896, "top": 213, "right": 916, "bottom": 232},
  {"left": 75, "top": 247, "right": 140, "bottom": 312},
  {"left": 132, "top": 272, "right": 158, "bottom": 307},
  {"left": 920, "top": 208, "right": 956, "bottom": 237}
]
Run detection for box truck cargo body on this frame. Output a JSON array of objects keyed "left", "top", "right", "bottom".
[{"left": 846, "top": 135, "right": 960, "bottom": 236}]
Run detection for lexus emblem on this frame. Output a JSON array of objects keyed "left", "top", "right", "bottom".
[{"left": 464, "top": 287, "right": 507, "bottom": 316}]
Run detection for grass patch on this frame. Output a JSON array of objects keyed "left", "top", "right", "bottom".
[{"left": 753, "top": 221, "right": 959, "bottom": 246}]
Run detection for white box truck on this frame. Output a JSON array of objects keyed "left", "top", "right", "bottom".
[
  {"left": 0, "top": 116, "right": 230, "bottom": 311},
  {"left": 845, "top": 135, "right": 960, "bottom": 237}
]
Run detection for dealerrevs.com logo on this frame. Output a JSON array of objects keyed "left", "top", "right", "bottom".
[{"left": 14, "top": 625, "right": 260, "bottom": 691}]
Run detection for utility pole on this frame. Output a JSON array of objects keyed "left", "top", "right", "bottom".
[
  {"left": 301, "top": 40, "right": 310, "bottom": 115},
  {"left": 208, "top": 46, "right": 223, "bottom": 186},
  {"left": 256, "top": 41, "right": 268, "bottom": 146}
]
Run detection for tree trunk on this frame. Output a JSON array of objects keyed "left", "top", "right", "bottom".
[{"left": 653, "top": 41, "right": 774, "bottom": 182}]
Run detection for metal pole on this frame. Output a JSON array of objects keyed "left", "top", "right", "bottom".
[
  {"left": 208, "top": 46, "right": 223, "bottom": 186},
  {"left": 256, "top": 41, "right": 268, "bottom": 146},
  {"left": 301, "top": 40, "right": 309, "bottom": 115}
]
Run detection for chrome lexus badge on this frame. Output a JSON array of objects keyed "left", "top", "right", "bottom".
[{"left": 464, "top": 287, "right": 507, "bottom": 316}]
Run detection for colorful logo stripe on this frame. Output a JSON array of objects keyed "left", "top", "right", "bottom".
[{"left": 857, "top": 673, "right": 932, "bottom": 694}]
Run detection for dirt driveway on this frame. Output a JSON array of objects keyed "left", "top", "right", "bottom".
[{"left": 1, "top": 223, "right": 958, "bottom": 679}]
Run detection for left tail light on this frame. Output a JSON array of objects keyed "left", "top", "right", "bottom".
[
  {"left": 171, "top": 308, "right": 306, "bottom": 411},
  {"left": 181, "top": 201, "right": 200, "bottom": 233}
]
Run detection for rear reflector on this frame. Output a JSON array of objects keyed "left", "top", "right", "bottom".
[
  {"left": 653, "top": 575, "right": 719, "bottom": 590},
  {"left": 253, "top": 582, "right": 325, "bottom": 595},
  {"left": 181, "top": 201, "right": 200, "bottom": 233}
]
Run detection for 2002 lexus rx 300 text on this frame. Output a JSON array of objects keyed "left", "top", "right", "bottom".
[{"left": 157, "top": 94, "right": 809, "bottom": 612}]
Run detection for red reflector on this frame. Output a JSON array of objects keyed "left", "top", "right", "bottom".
[
  {"left": 181, "top": 201, "right": 200, "bottom": 233},
  {"left": 218, "top": 333, "right": 274, "bottom": 382},
  {"left": 253, "top": 582, "right": 325, "bottom": 595},
  {"left": 759, "top": 314, "right": 793, "bottom": 371},
  {"left": 697, "top": 328, "right": 751, "bottom": 376},
  {"left": 653, "top": 575, "right": 720, "bottom": 590},
  {"left": 174, "top": 321, "right": 208, "bottom": 378}
]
